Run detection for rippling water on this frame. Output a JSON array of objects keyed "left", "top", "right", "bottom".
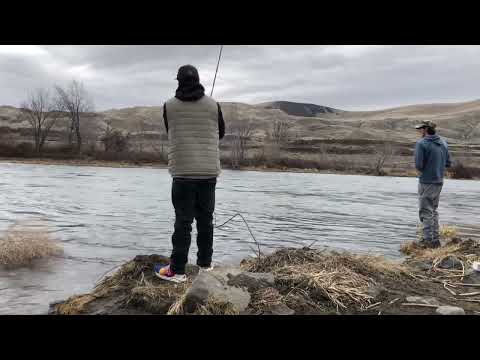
[{"left": 0, "top": 162, "right": 478, "bottom": 314}]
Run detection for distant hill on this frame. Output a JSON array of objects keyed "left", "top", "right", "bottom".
[
  {"left": 256, "top": 101, "right": 341, "bottom": 117},
  {"left": 1, "top": 99, "right": 480, "bottom": 145}
]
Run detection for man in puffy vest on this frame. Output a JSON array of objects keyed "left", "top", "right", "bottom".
[
  {"left": 414, "top": 120, "right": 451, "bottom": 249},
  {"left": 155, "top": 65, "right": 225, "bottom": 282}
]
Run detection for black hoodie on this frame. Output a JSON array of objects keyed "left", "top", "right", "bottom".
[{"left": 163, "top": 80, "right": 225, "bottom": 139}]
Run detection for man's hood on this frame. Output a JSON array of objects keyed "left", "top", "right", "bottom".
[
  {"left": 175, "top": 81, "right": 205, "bottom": 101},
  {"left": 424, "top": 134, "right": 443, "bottom": 146}
]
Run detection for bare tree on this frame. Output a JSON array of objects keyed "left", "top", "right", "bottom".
[
  {"left": 99, "top": 120, "right": 115, "bottom": 152},
  {"left": 135, "top": 119, "right": 148, "bottom": 153},
  {"left": 20, "top": 88, "right": 60, "bottom": 153},
  {"left": 269, "top": 117, "right": 293, "bottom": 144},
  {"left": 150, "top": 133, "right": 167, "bottom": 162},
  {"left": 55, "top": 80, "right": 94, "bottom": 152},
  {"left": 373, "top": 142, "right": 394, "bottom": 176},
  {"left": 230, "top": 119, "right": 253, "bottom": 168},
  {"left": 100, "top": 120, "right": 130, "bottom": 153},
  {"left": 460, "top": 115, "right": 479, "bottom": 152}
]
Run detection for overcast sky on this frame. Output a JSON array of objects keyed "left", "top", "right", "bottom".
[{"left": 1, "top": 45, "right": 479, "bottom": 111}]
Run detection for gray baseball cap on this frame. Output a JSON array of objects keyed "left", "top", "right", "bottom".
[{"left": 415, "top": 120, "right": 437, "bottom": 130}]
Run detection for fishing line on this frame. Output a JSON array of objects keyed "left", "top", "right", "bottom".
[
  {"left": 214, "top": 211, "right": 262, "bottom": 256},
  {"left": 210, "top": 45, "right": 223, "bottom": 97}
]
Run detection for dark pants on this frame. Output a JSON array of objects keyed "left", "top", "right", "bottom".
[{"left": 170, "top": 178, "right": 216, "bottom": 274}]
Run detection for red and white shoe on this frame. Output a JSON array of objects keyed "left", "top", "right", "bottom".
[{"left": 154, "top": 264, "right": 187, "bottom": 283}]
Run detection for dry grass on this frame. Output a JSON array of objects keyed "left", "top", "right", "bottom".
[
  {"left": 0, "top": 223, "right": 63, "bottom": 267},
  {"left": 415, "top": 224, "right": 459, "bottom": 243},
  {"left": 167, "top": 293, "right": 239, "bottom": 315},
  {"left": 440, "top": 225, "right": 458, "bottom": 240},
  {"left": 249, "top": 287, "right": 284, "bottom": 312},
  {"left": 275, "top": 262, "right": 375, "bottom": 309},
  {"left": 54, "top": 255, "right": 192, "bottom": 315},
  {"left": 400, "top": 237, "right": 480, "bottom": 285},
  {"left": 167, "top": 292, "right": 189, "bottom": 315},
  {"left": 194, "top": 296, "right": 239, "bottom": 315},
  {"left": 242, "top": 248, "right": 408, "bottom": 311},
  {"left": 55, "top": 294, "right": 97, "bottom": 315},
  {"left": 95, "top": 258, "right": 191, "bottom": 310}
]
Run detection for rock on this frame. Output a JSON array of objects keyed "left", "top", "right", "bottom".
[
  {"left": 264, "top": 304, "right": 295, "bottom": 315},
  {"left": 243, "top": 272, "right": 275, "bottom": 286},
  {"left": 436, "top": 306, "right": 465, "bottom": 315},
  {"left": 438, "top": 256, "right": 463, "bottom": 270},
  {"left": 463, "top": 269, "right": 480, "bottom": 285},
  {"left": 227, "top": 272, "right": 275, "bottom": 292},
  {"left": 405, "top": 296, "right": 440, "bottom": 306},
  {"left": 408, "top": 260, "right": 432, "bottom": 272},
  {"left": 184, "top": 266, "right": 251, "bottom": 314},
  {"left": 365, "top": 285, "right": 386, "bottom": 298}
]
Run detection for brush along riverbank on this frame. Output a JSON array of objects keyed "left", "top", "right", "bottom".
[{"left": 49, "top": 237, "right": 480, "bottom": 315}]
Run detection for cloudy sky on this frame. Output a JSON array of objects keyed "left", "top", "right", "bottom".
[{"left": 1, "top": 45, "right": 479, "bottom": 111}]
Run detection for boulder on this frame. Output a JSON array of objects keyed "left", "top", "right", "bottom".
[
  {"left": 227, "top": 272, "right": 275, "bottom": 292},
  {"left": 405, "top": 296, "right": 440, "bottom": 306},
  {"left": 463, "top": 269, "right": 480, "bottom": 285},
  {"left": 408, "top": 260, "right": 432, "bottom": 272},
  {"left": 184, "top": 266, "right": 250, "bottom": 314},
  {"left": 437, "top": 256, "right": 463, "bottom": 270},
  {"left": 436, "top": 306, "right": 465, "bottom": 315}
]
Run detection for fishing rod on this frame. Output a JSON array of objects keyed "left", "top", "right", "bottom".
[{"left": 210, "top": 45, "right": 223, "bottom": 97}]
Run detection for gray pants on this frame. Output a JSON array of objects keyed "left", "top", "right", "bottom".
[{"left": 418, "top": 183, "right": 443, "bottom": 243}]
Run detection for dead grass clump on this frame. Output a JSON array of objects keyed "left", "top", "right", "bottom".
[
  {"left": 167, "top": 293, "right": 238, "bottom": 316},
  {"left": 94, "top": 256, "right": 193, "bottom": 310},
  {"left": 167, "top": 292, "right": 189, "bottom": 315},
  {"left": 54, "top": 255, "right": 193, "bottom": 315},
  {"left": 194, "top": 296, "right": 239, "bottom": 315},
  {"left": 401, "top": 238, "right": 480, "bottom": 283},
  {"left": 414, "top": 224, "right": 459, "bottom": 243},
  {"left": 400, "top": 241, "right": 421, "bottom": 256},
  {"left": 55, "top": 294, "right": 97, "bottom": 315},
  {"left": 332, "top": 253, "right": 408, "bottom": 278},
  {"left": 240, "top": 247, "right": 325, "bottom": 272},
  {"left": 243, "top": 247, "right": 408, "bottom": 311},
  {"left": 440, "top": 225, "right": 458, "bottom": 240},
  {"left": 249, "top": 287, "right": 284, "bottom": 312},
  {"left": 127, "top": 282, "right": 191, "bottom": 314},
  {"left": 0, "top": 224, "right": 63, "bottom": 268},
  {"left": 402, "top": 239, "right": 479, "bottom": 263},
  {"left": 275, "top": 262, "right": 375, "bottom": 310}
]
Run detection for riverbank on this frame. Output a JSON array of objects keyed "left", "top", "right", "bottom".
[
  {"left": 49, "top": 237, "right": 480, "bottom": 315},
  {"left": 2, "top": 156, "right": 475, "bottom": 180},
  {"left": 3, "top": 156, "right": 479, "bottom": 181}
]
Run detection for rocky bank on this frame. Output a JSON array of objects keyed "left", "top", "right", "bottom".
[{"left": 49, "top": 238, "right": 480, "bottom": 315}]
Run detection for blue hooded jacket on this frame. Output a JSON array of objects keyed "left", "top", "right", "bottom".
[{"left": 415, "top": 134, "right": 451, "bottom": 184}]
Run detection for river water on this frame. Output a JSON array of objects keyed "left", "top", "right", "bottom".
[{"left": 0, "top": 162, "right": 478, "bottom": 314}]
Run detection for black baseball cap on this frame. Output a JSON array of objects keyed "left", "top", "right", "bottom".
[{"left": 176, "top": 65, "right": 200, "bottom": 82}]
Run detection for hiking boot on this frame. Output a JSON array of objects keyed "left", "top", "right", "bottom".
[{"left": 154, "top": 264, "right": 187, "bottom": 283}]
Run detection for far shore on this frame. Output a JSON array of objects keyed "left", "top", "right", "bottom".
[{"left": 0, "top": 157, "right": 478, "bottom": 180}]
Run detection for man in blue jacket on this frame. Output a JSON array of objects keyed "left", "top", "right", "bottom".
[{"left": 414, "top": 120, "right": 451, "bottom": 248}]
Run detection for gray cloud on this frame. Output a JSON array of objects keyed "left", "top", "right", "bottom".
[{"left": 1, "top": 45, "right": 479, "bottom": 111}]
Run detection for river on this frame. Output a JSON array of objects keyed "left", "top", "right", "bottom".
[{"left": 0, "top": 162, "right": 478, "bottom": 314}]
